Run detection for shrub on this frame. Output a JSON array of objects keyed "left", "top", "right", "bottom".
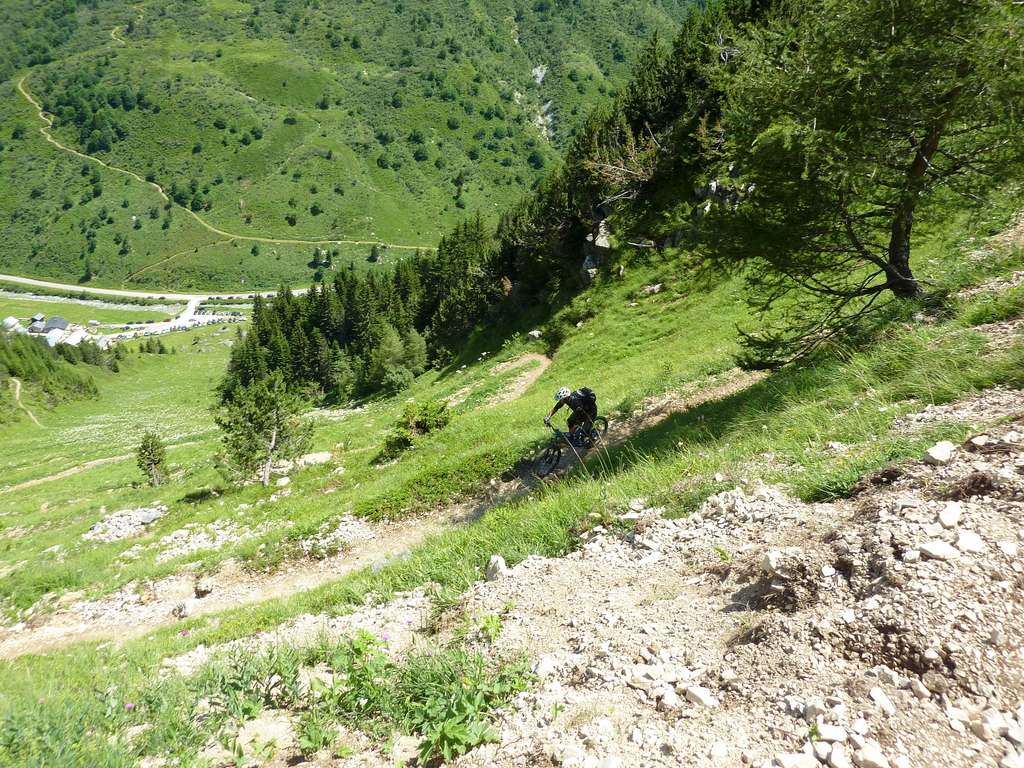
[{"left": 377, "top": 399, "right": 450, "bottom": 461}]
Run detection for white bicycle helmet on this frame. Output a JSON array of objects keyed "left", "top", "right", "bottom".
[{"left": 555, "top": 387, "right": 571, "bottom": 401}]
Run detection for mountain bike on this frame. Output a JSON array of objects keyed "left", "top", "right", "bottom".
[{"left": 533, "top": 416, "right": 608, "bottom": 478}]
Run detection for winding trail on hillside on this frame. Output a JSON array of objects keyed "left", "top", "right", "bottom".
[
  {"left": 14, "top": 76, "right": 434, "bottom": 253},
  {"left": 8, "top": 378, "right": 42, "bottom": 428}
]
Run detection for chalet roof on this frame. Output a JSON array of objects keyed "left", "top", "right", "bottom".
[{"left": 43, "top": 316, "right": 69, "bottom": 332}]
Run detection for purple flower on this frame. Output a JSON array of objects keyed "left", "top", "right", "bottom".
[
  {"left": 125, "top": 702, "right": 135, "bottom": 712},
  {"left": 381, "top": 632, "right": 390, "bottom": 642},
  {"left": 179, "top": 629, "right": 190, "bottom": 637}
]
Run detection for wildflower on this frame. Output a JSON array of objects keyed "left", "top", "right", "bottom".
[{"left": 125, "top": 702, "right": 136, "bottom": 712}]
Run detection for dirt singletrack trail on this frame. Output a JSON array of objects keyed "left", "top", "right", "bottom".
[
  {"left": 8, "top": 377, "right": 42, "bottom": 428},
  {"left": 487, "top": 353, "right": 553, "bottom": 405},
  {"left": 14, "top": 76, "right": 433, "bottom": 253},
  {"left": 0, "top": 506, "right": 464, "bottom": 660}
]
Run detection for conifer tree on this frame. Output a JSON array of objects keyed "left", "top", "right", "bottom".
[
  {"left": 214, "top": 372, "right": 312, "bottom": 486},
  {"left": 702, "top": 0, "right": 1023, "bottom": 363},
  {"left": 135, "top": 431, "right": 167, "bottom": 487}
]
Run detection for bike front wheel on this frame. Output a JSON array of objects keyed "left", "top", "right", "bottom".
[{"left": 534, "top": 444, "right": 562, "bottom": 477}]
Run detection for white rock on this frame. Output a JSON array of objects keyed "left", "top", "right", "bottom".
[
  {"left": 774, "top": 754, "right": 817, "bottom": 768},
  {"left": 658, "top": 688, "right": 682, "bottom": 712},
  {"left": 761, "top": 550, "right": 784, "bottom": 576},
  {"left": 891, "top": 757, "right": 910, "bottom": 768},
  {"left": 1005, "top": 724, "right": 1024, "bottom": 746},
  {"left": 938, "top": 501, "right": 962, "bottom": 529},
  {"left": 709, "top": 742, "right": 729, "bottom": 759},
  {"left": 853, "top": 742, "right": 890, "bottom": 768},
  {"left": 828, "top": 743, "right": 853, "bottom": 768},
  {"left": 998, "top": 540, "right": 1019, "bottom": 557},
  {"left": 813, "top": 742, "right": 832, "bottom": 762},
  {"left": 817, "top": 724, "right": 848, "bottom": 743},
  {"left": 902, "top": 549, "right": 920, "bottom": 563},
  {"left": 908, "top": 678, "right": 930, "bottom": 700},
  {"left": 920, "top": 540, "right": 959, "bottom": 561},
  {"left": 975, "top": 709, "right": 1011, "bottom": 739},
  {"left": 869, "top": 686, "right": 896, "bottom": 717},
  {"left": 684, "top": 686, "right": 719, "bottom": 708},
  {"left": 851, "top": 718, "right": 869, "bottom": 736},
  {"left": 486, "top": 554, "right": 510, "bottom": 581},
  {"left": 955, "top": 529, "right": 985, "bottom": 554},
  {"left": 296, "top": 451, "right": 332, "bottom": 467},
  {"left": 822, "top": 564, "right": 837, "bottom": 577},
  {"left": 527, "top": 329, "right": 543, "bottom": 339},
  {"left": 533, "top": 655, "right": 558, "bottom": 678},
  {"left": 275, "top": 476, "right": 291, "bottom": 487},
  {"left": 999, "top": 752, "right": 1024, "bottom": 768},
  {"left": 923, "top": 441, "right": 957, "bottom": 465}
]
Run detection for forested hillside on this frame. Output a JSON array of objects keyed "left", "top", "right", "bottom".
[
  {"left": 0, "top": 0, "right": 689, "bottom": 288},
  {"left": 230, "top": 0, "right": 1022, "bottom": 402}
]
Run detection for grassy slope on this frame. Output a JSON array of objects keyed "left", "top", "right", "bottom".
[
  {"left": 0, "top": 0, "right": 690, "bottom": 289},
  {"left": 0, "top": 191, "right": 1022, "bottom": 765}
]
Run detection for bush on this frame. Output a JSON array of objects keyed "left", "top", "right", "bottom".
[
  {"left": 380, "top": 426, "right": 414, "bottom": 460},
  {"left": 377, "top": 399, "right": 451, "bottom": 461},
  {"left": 400, "top": 399, "right": 450, "bottom": 434}
]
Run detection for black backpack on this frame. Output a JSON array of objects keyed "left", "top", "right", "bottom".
[{"left": 575, "top": 387, "right": 597, "bottom": 409}]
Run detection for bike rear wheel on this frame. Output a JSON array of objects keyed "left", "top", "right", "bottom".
[
  {"left": 534, "top": 444, "right": 562, "bottom": 477},
  {"left": 591, "top": 416, "right": 608, "bottom": 439}
]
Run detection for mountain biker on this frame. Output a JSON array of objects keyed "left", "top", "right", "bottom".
[{"left": 544, "top": 386, "right": 598, "bottom": 437}]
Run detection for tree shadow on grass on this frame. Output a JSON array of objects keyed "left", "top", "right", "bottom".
[{"left": 573, "top": 362, "right": 839, "bottom": 482}]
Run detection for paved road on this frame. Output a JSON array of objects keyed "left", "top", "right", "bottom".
[{"left": 0, "top": 273, "right": 295, "bottom": 301}]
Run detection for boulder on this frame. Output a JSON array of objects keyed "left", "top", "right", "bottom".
[
  {"left": 938, "top": 501, "right": 962, "bottom": 529},
  {"left": 775, "top": 754, "right": 818, "bottom": 768},
  {"left": 486, "top": 554, "right": 510, "bottom": 581},
  {"left": 683, "top": 685, "right": 719, "bottom": 708},
  {"left": 193, "top": 576, "right": 214, "bottom": 598},
  {"left": 955, "top": 529, "right": 986, "bottom": 553},
  {"left": 920, "top": 540, "right": 959, "bottom": 561},
  {"left": 923, "top": 441, "right": 957, "bottom": 466},
  {"left": 853, "top": 742, "right": 890, "bottom": 768},
  {"left": 296, "top": 451, "right": 332, "bottom": 467}
]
